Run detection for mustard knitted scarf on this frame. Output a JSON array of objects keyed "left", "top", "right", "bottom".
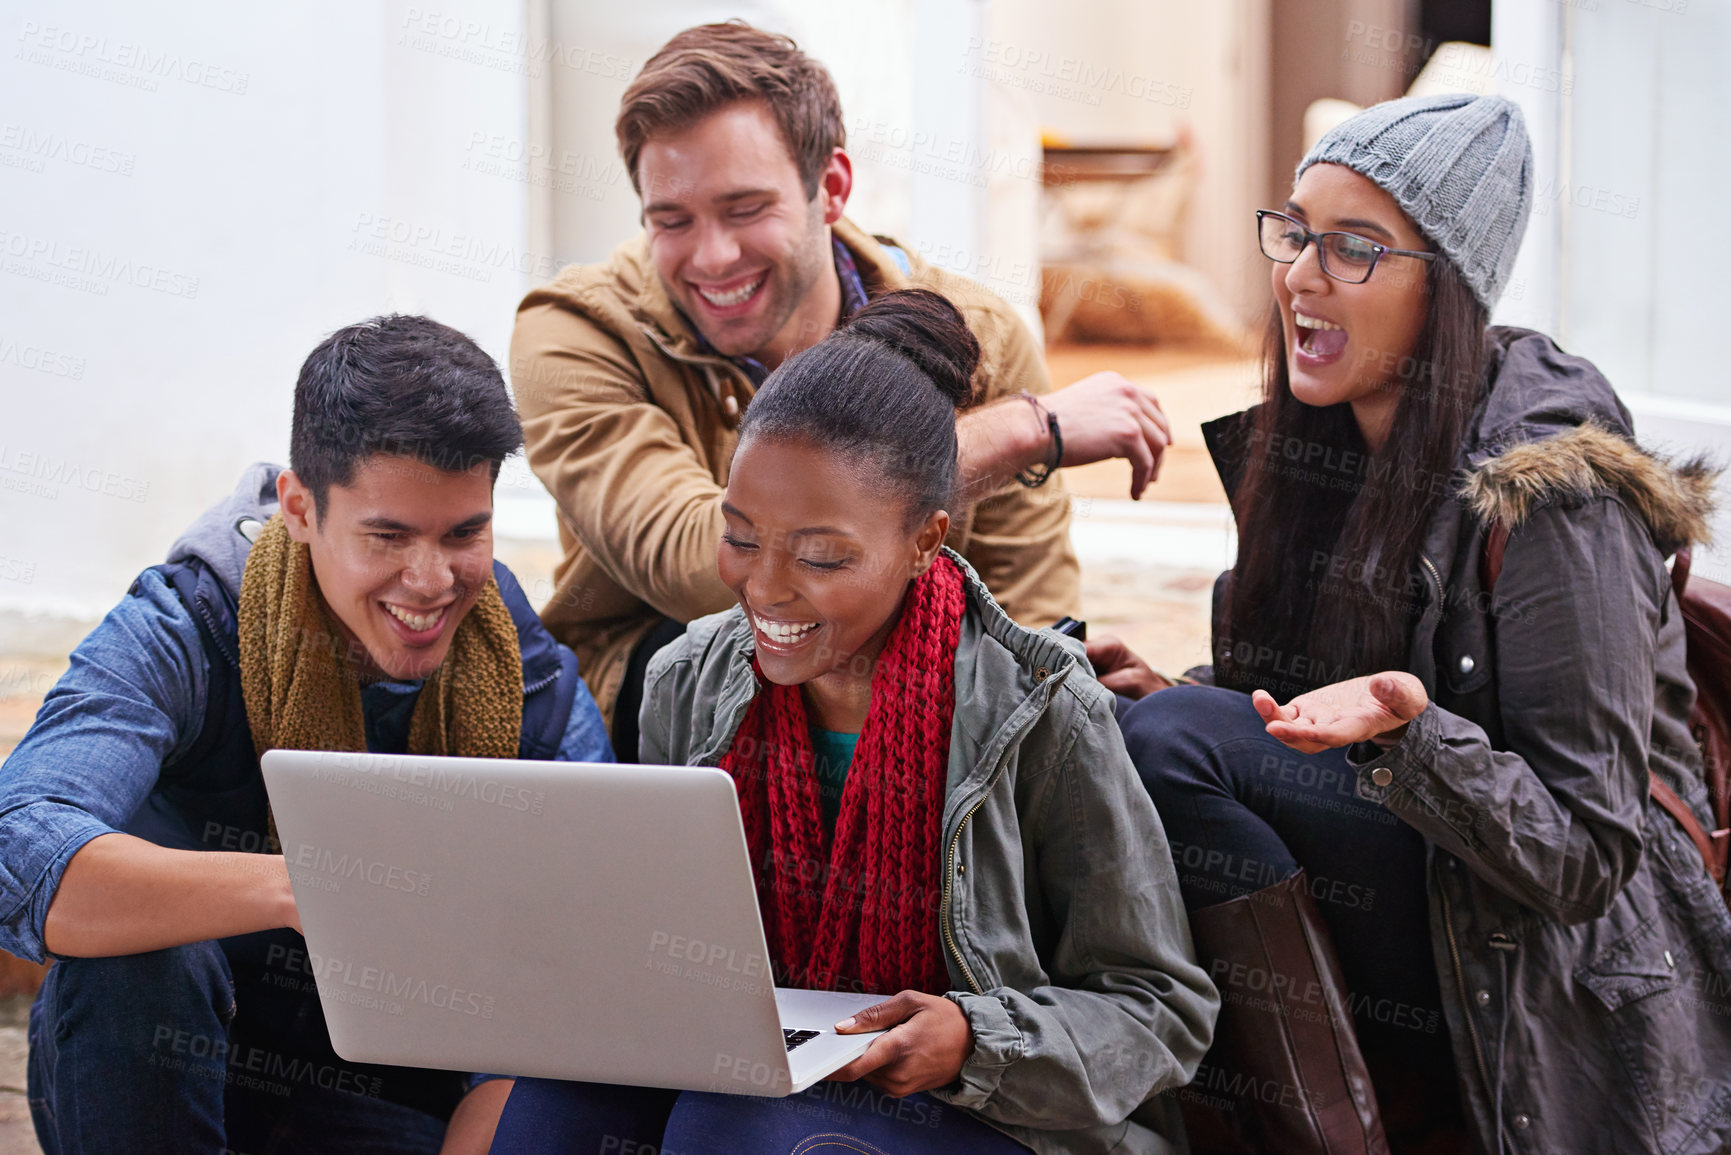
[{"left": 238, "top": 515, "right": 523, "bottom": 847}]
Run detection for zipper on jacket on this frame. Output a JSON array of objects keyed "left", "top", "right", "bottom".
[
  {"left": 1420, "top": 554, "right": 1445, "bottom": 607},
  {"left": 939, "top": 665, "right": 1069, "bottom": 996},
  {"left": 522, "top": 665, "right": 562, "bottom": 697},
  {"left": 940, "top": 795, "right": 989, "bottom": 995}
]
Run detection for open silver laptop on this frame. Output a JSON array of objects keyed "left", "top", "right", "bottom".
[{"left": 260, "top": 751, "right": 887, "bottom": 1096}]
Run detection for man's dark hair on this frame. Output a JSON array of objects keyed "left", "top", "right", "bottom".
[
  {"left": 616, "top": 21, "right": 844, "bottom": 200},
  {"left": 289, "top": 314, "right": 523, "bottom": 515}
]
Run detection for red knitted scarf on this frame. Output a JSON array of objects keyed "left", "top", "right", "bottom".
[{"left": 719, "top": 555, "right": 965, "bottom": 996}]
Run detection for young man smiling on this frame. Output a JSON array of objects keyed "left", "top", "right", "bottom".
[
  {"left": 510, "top": 22, "right": 1174, "bottom": 756},
  {"left": 1, "top": 315, "right": 610, "bottom": 1154}
]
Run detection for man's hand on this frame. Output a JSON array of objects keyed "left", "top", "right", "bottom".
[
  {"left": 1045, "top": 372, "right": 1172, "bottom": 498},
  {"left": 1252, "top": 673, "right": 1428, "bottom": 754},
  {"left": 830, "top": 990, "right": 974, "bottom": 1097},
  {"left": 956, "top": 372, "right": 1170, "bottom": 499},
  {"left": 1086, "top": 636, "right": 1173, "bottom": 701}
]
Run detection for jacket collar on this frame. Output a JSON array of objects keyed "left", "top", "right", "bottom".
[{"left": 686, "top": 547, "right": 1082, "bottom": 774}]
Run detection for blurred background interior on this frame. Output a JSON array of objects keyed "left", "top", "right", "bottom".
[{"left": 1, "top": 1, "right": 1726, "bottom": 1139}]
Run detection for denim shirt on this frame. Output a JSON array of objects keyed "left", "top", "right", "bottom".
[{"left": 0, "top": 566, "right": 612, "bottom": 963}]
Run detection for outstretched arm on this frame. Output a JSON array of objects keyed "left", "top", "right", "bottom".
[{"left": 45, "top": 833, "right": 297, "bottom": 957}]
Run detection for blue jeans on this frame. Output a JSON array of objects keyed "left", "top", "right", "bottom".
[
  {"left": 27, "top": 933, "right": 457, "bottom": 1154},
  {"left": 1119, "top": 684, "right": 1460, "bottom": 1128},
  {"left": 490, "top": 1077, "right": 1031, "bottom": 1153}
]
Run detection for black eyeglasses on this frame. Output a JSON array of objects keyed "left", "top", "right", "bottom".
[{"left": 1255, "top": 210, "right": 1435, "bottom": 285}]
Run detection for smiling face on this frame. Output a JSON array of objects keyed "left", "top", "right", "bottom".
[
  {"left": 279, "top": 455, "right": 495, "bottom": 682},
  {"left": 638, "top": 100, "right": 851, "bottom": 369},
  {"left": 1274, "top": 163, "right": 1432, "bottom": 449},
  {"left": 718, "top": 435, "right": 947, "bottom": 728}
]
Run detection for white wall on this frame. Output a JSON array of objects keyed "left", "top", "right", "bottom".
[
  {"left": 2, "top": 0, "right": 533, "bottom": 635},
  {"left": 2, "top": 0, "right": 1043, "bottom": 642},
  {"left": 1492, "top": 0, "right": 1731, "bottom": 579}
]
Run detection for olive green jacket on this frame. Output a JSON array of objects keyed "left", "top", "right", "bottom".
[{"left": 639, "top": 550, "right": 1218, "bottom": 1154}]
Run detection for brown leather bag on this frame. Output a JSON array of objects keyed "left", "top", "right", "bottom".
[{"left": 1483, "top": 521, "right": 1731, "bottom": 910}]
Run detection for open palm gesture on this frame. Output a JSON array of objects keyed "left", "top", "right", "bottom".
[{"left": 1252, "top": 672, "right": 1428, "bottom": 754}]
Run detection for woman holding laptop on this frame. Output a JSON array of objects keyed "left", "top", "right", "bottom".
[{"left": 489, "top": 290, "right": 1218, "bottom": 1153}]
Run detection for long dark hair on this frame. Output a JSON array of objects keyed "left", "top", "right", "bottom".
[{"left": 1217, "top": 252, "right": 1488, "bottom": 696}]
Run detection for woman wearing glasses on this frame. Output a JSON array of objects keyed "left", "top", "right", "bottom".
[{"left": 1093, "top": 94, "right": 1731, "bottom": 1154}]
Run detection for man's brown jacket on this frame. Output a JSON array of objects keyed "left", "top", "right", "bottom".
[{"left": 509, "top": 216, "right": 1080, "bottom": 725}]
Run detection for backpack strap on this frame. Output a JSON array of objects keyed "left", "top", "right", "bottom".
[{"left": 1480, "top": 519, "right": 1510, "bottom": 596}]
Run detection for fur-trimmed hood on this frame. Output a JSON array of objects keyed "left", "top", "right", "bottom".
[
  {"left": 1463, "top": 423, "right": 1717, "bottom": 556},
  {"left": 1463, "top": 328, "right": 1719, "bottom": 557}
]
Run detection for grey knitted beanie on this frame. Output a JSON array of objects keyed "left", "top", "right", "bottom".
[{"left": 1296, "top": 93, "right": 1533, "bottom": 310}]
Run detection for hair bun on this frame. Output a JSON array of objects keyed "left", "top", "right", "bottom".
[{"left": 839, "top": 288, "right": 980, "bottom": 409}]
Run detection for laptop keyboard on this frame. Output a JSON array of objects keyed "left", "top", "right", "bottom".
[{"left": 783, "top": 1029, "right": 822, "bottom": 1052}]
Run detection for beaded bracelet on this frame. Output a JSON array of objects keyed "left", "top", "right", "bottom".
[{"left": 1014, "top": 392, "right": 1063, "bottom": 488}]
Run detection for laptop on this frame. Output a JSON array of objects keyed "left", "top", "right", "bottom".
[{"left": 259, "top": 751, "right": 888, "bottom": 1096}]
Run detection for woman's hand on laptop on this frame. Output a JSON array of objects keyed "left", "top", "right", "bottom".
[{"left": 829, "top": 990, "right": 973, "bottom": 1096}]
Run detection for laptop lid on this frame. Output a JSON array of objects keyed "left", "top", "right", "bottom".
[{"left": 262, "top": 751, "right": 817, "bottom": 1094}]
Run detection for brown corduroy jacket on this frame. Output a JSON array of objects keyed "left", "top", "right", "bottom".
[{"left": 509, "top": 216, "right": 1081, "bottom": 726}]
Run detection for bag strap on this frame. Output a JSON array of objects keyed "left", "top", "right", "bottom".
[
  {"left": 1480, "top": 520, "right": 1728, "bottom": 889},
  {"left": 1650, "top": 772, "right": 1730, "bottom": 886},
  {"left": 1480, "top": 519, "right": 1510, "bottom": 596}
]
